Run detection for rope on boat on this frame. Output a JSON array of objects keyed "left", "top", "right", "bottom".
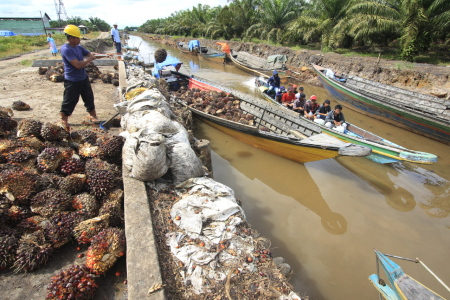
[{"left": 416, "top": 258, "right": 450, "bottom": 293}]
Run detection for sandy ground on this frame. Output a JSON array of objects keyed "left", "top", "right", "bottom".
[{"left": 0, "top": 44, "right": 126, "bottom": 299}]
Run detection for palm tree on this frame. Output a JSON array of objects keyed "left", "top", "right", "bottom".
[
  {"left": 66, "top": 16, "right": 84, "bottom": 26},
  {"left": 286, "top": 0, "right": 349, "bottom": 50},
  {"left": 245, "top": 0, "right": 304, "bottom": 43}
]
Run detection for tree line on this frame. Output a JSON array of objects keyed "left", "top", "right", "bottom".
[
  {"left": 50, "top": 17, "right": 111, "bottom": 32},
  {"left": 138, "top": 0, "right": 449, "bottom": 62}
]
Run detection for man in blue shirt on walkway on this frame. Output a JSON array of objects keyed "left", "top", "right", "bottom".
[{"left": 60, "top": 24, "right": 100, "bottom": 131}]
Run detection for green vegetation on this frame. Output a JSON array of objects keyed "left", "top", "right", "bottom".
[
  {"left": 0, "top": 32, "right": 100, "bottom": 59},
  {"left": 138, "top": 0, "right": 450, "bottom": 64},
  {"left": 50, "top": 16, "right": 111, "bottom": 32},
  {"left": 20, "top": 59, "right": 32, "bottom": 66}
]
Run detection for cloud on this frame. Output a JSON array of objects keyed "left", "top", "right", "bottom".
[{"left": 1, "top": 0, "right": 229, "bottom": 27}]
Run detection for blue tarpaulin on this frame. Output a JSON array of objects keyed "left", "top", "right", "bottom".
[
  {"left": 153, "top": 56, "right": 182, "bottom": 78},
  {"left": 0, "top": 30, "right": 16, "bottom": 37},
  {"left": 188, "top": 40, "right": 200, "bottom": 51}
]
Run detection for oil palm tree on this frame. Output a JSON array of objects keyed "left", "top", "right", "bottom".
[
  {"left": 286, "top": 0, "right": 349, "bottom": 50},
  {"left": 245, "top": 0, "right": 304, "bottom": 43}
]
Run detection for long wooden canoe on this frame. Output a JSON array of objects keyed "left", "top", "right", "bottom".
[
  {"left": 170, "top": 72, "right": 372, "bottom": 163},
  {"left": 198, "top": 47, "right": 226, "bottom": 64},
  {"left": 254, "top": 77, "right": 438, "bottom": 164},
  {"left": 312, "top": 64, "right": 450, "bottom": 145},
  {"left": 369, "top": 249, "right": 446, "bottom": 300},
  {"left": 176, "top": 42, "right": 199, "bottom": 56},
  {"left": 227, "top": 51, "right": 289, "bottom": 83}
]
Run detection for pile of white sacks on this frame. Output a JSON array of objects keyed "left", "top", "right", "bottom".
[
  {"left": 118, "top": 67, "right": 300, "bottom": 299},
  {"left": 117, "top": 88, "right": 204, "bottom": 184}
]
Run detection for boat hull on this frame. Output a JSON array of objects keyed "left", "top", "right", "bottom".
[
  {"left": 199, "top": 53, "right": 226, "bottom": 64},
  {"left": 312, "top": 65, "right": 450, "bottom": 145},
  {"left": 254, "top": 78, "right": 437, "bottom": 164},
  {"left": 227, "top": 53, "right": 289, "bottom": 83}
]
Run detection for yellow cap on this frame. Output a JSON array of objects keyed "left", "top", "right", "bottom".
[{"left": 63, "top": 24, "right": 82, "bottom": 38}]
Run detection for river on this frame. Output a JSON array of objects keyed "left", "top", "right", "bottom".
[{"left": 128, "top": 35, "right": 450, "bottom": 300}]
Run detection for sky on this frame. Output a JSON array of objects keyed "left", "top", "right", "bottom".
[{"left": 0, "top": 0, "right": 229, "bottom": 27}]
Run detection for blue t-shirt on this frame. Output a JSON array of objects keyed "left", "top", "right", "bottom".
[{"left": 61, "top": 43, "right": 90, "bottom": 82}]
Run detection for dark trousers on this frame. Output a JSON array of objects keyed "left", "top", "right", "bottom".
[
  {"left": 115, "top": 42, "right": 122, "bottom": 53},
  {"left": 61, "top": 77, "right": 95, "bottom": 116}
]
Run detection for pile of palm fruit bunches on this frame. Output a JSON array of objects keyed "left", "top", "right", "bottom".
[
  {"left": 38, "top": 62, "right": 119, "bottom": 85},
  {"left": 174, "top": 87, "right": 256, "bottom": 126},
  {"left": 0, "top": 109, "right": 126, "bottom": 300}
]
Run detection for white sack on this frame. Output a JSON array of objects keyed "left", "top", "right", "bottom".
[
  {"left": 132, "top": 110, "right": 179, "bottom": 135},
  {"left": 130, "top": 130, "right": 170, "bottom": 181},
  {"left": 169, "top": 143, "right": 204, "bottom": 185}
]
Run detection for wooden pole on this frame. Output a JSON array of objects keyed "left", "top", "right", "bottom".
[{"left": 194, "top": 139, "right": 213, "bottom": 176}]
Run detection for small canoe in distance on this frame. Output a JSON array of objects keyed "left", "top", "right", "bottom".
[
  {"left": 254, "top": 77, "right": 438, "bottom": 164},
  {"left": 177, "top": 41, "right": 200, "bottom": 56},
  {"left": 169, "top": 72, "right": 372, "bottom": 163},
  {"left": 369, "top": 249, "right": 446, "bottom": 300},
  {"left": 227, "top": 50, "right": 290, "bottom": 83},
  {"left": 198, "top": 46, "right": 226, "bottom": 64},
  {"left": 312, "top": 64, "right": 450, "bottom": 145}
]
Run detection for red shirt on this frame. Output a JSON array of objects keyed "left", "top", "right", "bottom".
[{"left": 281, "top": 92, "right": 296, "bottom": 103}]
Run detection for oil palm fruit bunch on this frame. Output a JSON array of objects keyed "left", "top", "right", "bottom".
[
  {"left": 86, "top": 169, "right": 116, "bottom": 199},
  {"left": 46, "top": 264, "right": 98, "bottom": 300},
  {"left": 13, "top": 230, "right": 53, "bottom": 272},
  {"left": 6, "top": 147, "right": 38, "bottom": 164},
  {"left": 17, "top": 119, "right": 42, "bottom": 138},
  {"left": 70, "top": 130, "right": 97, "bottom": 145},
  {"left": 44, "top": 212, "right": 82, "bottom": 249},
  {"left": 85, "top": 158, "right": 121, "bottom": 178},
  {"left": 37, "top": 147, "right": 64, "bottom": 172},
  {"left": 38, "top": 67, "right": 48, "bottom": 75},
  {"left": 16, "top": 136, "right": 45, "bottom": 151},
  {"left": 0, "top": 225, "right": 19, "bottom": 269},
  {"left": 6, "top": 205, "right": 32, "bottom": 227},
  {"left": 98, "top": 136, "right": 125, "bottom": 162},
  {"left": 99, "top": 189, "right": 123, "bottom": 226},
  {"left": 16, "top": 215, "right": 50, "bottom": 234},
  {"left": 35, "top": 173, "right": 62, "bottom": 192},
  {"left": 30, "top": 188, "right": 72, "bottom": 217},
  {"left": 41, "top": 122, "right": 69, "bottom": 141},
  {"left": 0, "top": 194, "right": 11, "bottom": 217},
  {"left": 59, "top": 158, "right": 85, "bottom": 175},
  {"left": 0, "top": 115, "right": 18, "bottom": 136},
  {"left": 73, "top": 214, "right": 110, "bottom": 244},
  {"left": 59, "top": 174, "right": 86, "bottom": 195},
  {"left": 78, "top": 143, "right": 100, "bottom": 159},
  {"left": 71, "top": 193, "right": 98, "bottom": 219},
  {"left": 86, "top": 228, "right": 125, "bottom": 274},
  {"left": 12, "top": 100, "right": 31, "bottom": 111},
  {"left": 0, "top": 168, "right": 36, "bottom": 204}
]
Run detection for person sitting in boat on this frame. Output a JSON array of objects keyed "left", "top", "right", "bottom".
[
  {"left": 325, "top": 104, "right": 347, "bottom": 132},
  {"left": 266, "top": 70, "right": 280, "bottom": 96},
  {"left": 304, "top": 95, "right": 319, "bottom": 120},
  {"left": 292, "top": 93, "right": 306, "bottom": 116},
  {"left": 275, "top": 86, "right": 286, "bottom": 103},
  {"left": 314, "top": 99, "right": 331, "bottom": 122},
  {"left": 281, "top": 87, "right": 296, "bottom": 108},
  {"left": 153, "top": 48, "right": 182, "bottom": 78}
]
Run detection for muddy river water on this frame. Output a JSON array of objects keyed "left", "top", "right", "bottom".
[{"left": 129, "top": 35, "right": 450, "bottom": 299}]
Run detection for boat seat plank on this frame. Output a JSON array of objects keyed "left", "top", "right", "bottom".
[
  {"left": 396, "top": 275, "right": 445, "bottom": 300},
  {"left": 301, "top": 133, "right": 350, "bottom": 147}
]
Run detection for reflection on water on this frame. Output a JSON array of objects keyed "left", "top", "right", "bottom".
[{"left": 131, "top": 35, "right": 450, "bottom": 300}]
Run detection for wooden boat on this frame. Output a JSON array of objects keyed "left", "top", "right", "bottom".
[
  {"left": 227, "top": 50, "right": 289, "bottom": 82},
  {"left": 198, "top": 46, "right": 226, "bottom": 64},
  {"left": 168, "top": 72, "right": 372, "bottom": 163},
  {"left": 254, "top": 77, "right": 438, "bottom": 164},
  {"left": 312, "top": 64, "right": 450, "bottom": 145},
  {"left": 177, "top": 41, "right": 200, "bottom": 56},
  {"left": 369, "top": 249, "right": 447, "bottom": 300}
]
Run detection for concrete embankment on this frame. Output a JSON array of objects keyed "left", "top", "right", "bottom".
[{"left": 139, "top": 33, "right": 450, "bottom": 98}]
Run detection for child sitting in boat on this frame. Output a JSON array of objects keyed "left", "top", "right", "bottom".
[
  {"left": 292, "top": 93, "right": 306, "bottom": 115},
  {"left": 325, "top": 104, "right": 347, "bottom": 132},
  {"left": 314, "top": 99, "right": 331, "bottom": 124},
  {"left": 281, "top": 87, "right": 296, "bottom": 109},
  {"left": 304, "top": 95, "right": 319, "bottom": 119}
]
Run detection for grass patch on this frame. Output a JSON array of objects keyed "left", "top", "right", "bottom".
[
  {"left": 393, "top": 61, "right": 416, "bottom": 70},
  {"left": 0, "top": 31, "right": 102, "bottom": 59},
  {"left": 20, "top": 59, "right": 32, "bottom": 66}
]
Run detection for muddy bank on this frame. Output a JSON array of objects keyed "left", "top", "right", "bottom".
[{"left": 141, "top": 34, "right": 450, "bottom": 98}]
